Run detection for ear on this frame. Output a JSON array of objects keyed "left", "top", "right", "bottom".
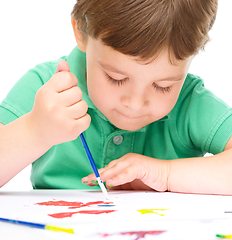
[{"left": 71, "top": 18, "right": 86, "bottom": 52}]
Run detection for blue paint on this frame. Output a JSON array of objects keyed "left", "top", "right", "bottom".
[{"left": 98, "top": 204, "right": 116, "bottom": 207}]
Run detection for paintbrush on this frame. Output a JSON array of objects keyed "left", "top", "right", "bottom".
[
  {"left": 57, "top": 70, "right": 109, "bottom": 200},
  {"left": 0, "top": 217, "right": 74, "bottom": 234},
  {"left": 80, "top": 132, "right": 110, "bottom": 200}
]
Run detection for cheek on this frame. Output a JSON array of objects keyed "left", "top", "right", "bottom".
[
  {"left": 166, "top": 86, "right": 183, "bottom": 110},
  {"left": 150, "top": 99, "right": 173, "bottom": 117},
  {"left": 88, "top": 82, "right": 103, "bottom": 106},
  {"left": 150, "top": 87, "right": 182, "bottom": 117},
  {"left": 87, "top": 77, "right": 116, "bottom": 111},
  {"left": 87, "top": 67, "right": 105, "bottom": 103}
]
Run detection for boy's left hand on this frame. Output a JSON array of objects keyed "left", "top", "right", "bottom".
[{"left": 82, "top": 153, "right": 171, "bottom": 191}]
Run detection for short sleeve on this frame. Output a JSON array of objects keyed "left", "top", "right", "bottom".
[{"left": 174, "top": 74, "right": 232, "bottom": 155}]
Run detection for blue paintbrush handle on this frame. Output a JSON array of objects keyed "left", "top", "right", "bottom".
[
  {"left": 0, "top": 217, "right": 45, "bottom": 229},
  {"left": 80, "top": 133, "right": 100, "bottom": 178},
  {"left": 0, "top": 217, "right": 74, "bottom": 233}
]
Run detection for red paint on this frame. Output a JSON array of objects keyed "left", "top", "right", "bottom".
[
  {"left": 84, "top": 201, "right": 113, "bottom": 206},
  {"left": 35, "top": 200, "right": 83, "bottom": 207},
  {"left": 48, "top": 209, "right": 116, "bottom": 218},
  {"left": 100, "top": 233, "right": 110, "bottom": 237},
  {"left": 121, "top": 231, "right": 165, "bottom": 239},
  {"left": 36, "top": 200, "right": 113, "bottom": 209},
  {"left": 100, "top": 231, "right": 165, "bottom": 240},
  {"left": 48, "top": 211, "right": 79, "bottom": 218},
  {"left": 77, "top": 210, "right": 116, "bottom": 215},
  {"left": 36, "top": 200, "right": 115, "bottom": 219},
  {"left": 69, "top": 201, "right": 113, "bottom": 209}
]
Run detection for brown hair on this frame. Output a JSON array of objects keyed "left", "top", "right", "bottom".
[{"left": 72, "top": 0, "right": 218, "bottom": 61}]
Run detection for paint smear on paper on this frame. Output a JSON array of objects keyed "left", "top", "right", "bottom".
[
  {"left": 48, "top": 211, "right": 78, "bottom": 219},
  {"left": 77, "top": 210, "right": 115, "bottom": 215},
  {"left": 36, "top": 200, "right": 83, "bottom": 208},
  {"left": 137, "top": 209, "right": 169, "bottom": 216},
  {"left": 100, "top": 230, "right": 165, "bottom": 240},
  {"left": 35, "top": 200, "right": 116, "bottom": 219},
  {"left": 48, "top": 210, "right": 116, "bottom": 219},
  {"left": 35, "top": 200, "right": 113, "bottom": 209}
]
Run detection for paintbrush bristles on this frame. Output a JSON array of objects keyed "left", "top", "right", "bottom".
[{"left": 97, "top": 177, "right": 110, "bottom": 200}]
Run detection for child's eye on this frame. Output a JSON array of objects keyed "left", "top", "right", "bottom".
[
  {"left": 105, "top": 73, "right": 128, "bottom": 86},
  {"left": 152, "top": 82, "right": 172, "bottom": 93}
]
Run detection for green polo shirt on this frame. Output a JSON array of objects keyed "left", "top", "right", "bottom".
[{"left": 1, "top": 47, "right": 232, "bottom": 189}]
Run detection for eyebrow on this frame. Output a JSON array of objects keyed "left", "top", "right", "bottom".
[{"left": 99, "top": 62, "right": 185, "bottom": 82}]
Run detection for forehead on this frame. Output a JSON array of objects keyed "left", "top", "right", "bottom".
[{"left": 86, "top": 36, "right": 192, "bottom": 75}]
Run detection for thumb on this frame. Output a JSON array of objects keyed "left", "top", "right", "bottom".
[{"left": 55, "top": 60, "right": 70, "bottom": 73}]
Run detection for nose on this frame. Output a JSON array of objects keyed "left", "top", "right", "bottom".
[{"left": 122, "top": 89, "right": 148, "bottom": 111}]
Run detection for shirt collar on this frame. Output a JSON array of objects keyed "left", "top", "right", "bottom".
[{"left": 157, "top": 115, "right": 170, "bottom": 122}]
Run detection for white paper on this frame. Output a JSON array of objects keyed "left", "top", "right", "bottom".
[{"left": 0, "top": 190, "right": 232, "bottom": 240}]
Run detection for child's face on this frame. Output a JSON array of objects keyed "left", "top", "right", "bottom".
[{"left": 85, "top": 37, "right": 192, "bottom": 131}]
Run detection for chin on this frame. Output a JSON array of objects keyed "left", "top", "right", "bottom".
[{"left": 114, "top": 122, "right": 145, "bottom": 131}]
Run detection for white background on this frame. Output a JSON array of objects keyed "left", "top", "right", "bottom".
[{"left": 0, "top": 1, "right": 231, "bottom": 191}]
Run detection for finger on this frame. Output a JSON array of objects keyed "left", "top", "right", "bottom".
[
  {"left": 109, "top": 183, "right": 135, "bottom": 190},
  {"left": 74, "top": 113, "right": 91, "bottom": 134},
  {"left": 103, "top": 160, "right": 118, "bottom": 169},
  {"left": 46, "top": 60, "right": 78, "bottom": 94},
  {"left": 67, "top": 100, "right": 88, "bottom": 120},
  {"left": 106, "top": 184, "right": 126, "bottom": 190},
  {"left": 66, "top": 113, "right": 91, "bottom": 141},
  {"left": 81, "top": 160, "right": 118, "bottom": 183},
  {"left": 53, "top": 113, "right": 90, "bottom": 143},
  {"left": 54, "top": 60, "right": 78, "bottom": 93},
  {"left": 58, "top": 86, "right": 83, "bottom": 107},
  {"left": 81, "top": 165, "right": 107, "bottom": 186},
  {"left": 100, "top": 159, "right": 130, "bottom": 182},
  {"left": 85, "top": 180, "right": 99, "bottom": 187},
  {"left": 55, "top": 60, "right": 70, "bottom": 73},
  {"left": 51, "top": 71, "right": 79, "bottom": 93},
  {"left": 81, "top": 159, "right": 124, "bottom": 186},
  {"left": 82, "top": 173, "right": 96, "bottom": 185},
  {"left": 105, "top": 164, "right": 139, "bottom": 187}
]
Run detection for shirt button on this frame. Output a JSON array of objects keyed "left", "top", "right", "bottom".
[{"left": 113, "top": 135, "right": 123, "bottom": 145}]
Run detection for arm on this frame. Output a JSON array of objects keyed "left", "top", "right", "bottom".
[
  {"left": 0, "top": 60, "right": 90, "bottom": 188},
  {"left": 82, "top": 137, "right": 232, "bottom": 195},
  {"left": 0, "top": 117, "right": 52, "bottom": 187},
  {"left": 168, "top": 137, "right": 232, "bottom": 195}
]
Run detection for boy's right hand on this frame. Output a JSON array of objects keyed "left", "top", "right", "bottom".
[{"left": 28, "top": 60, "right": 91, "bottom": 147}]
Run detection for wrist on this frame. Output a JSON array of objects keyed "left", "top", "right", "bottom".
[{"left": 142, "top": 156, "right": 171, "bottom": 192}]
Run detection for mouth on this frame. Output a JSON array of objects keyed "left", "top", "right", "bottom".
[{"left": 114, "top": 110, "right": 144, "bottom": 120}]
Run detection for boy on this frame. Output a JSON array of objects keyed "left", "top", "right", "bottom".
[{"left": 1, "top": 0, "right": 232, "bottom": 194}]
